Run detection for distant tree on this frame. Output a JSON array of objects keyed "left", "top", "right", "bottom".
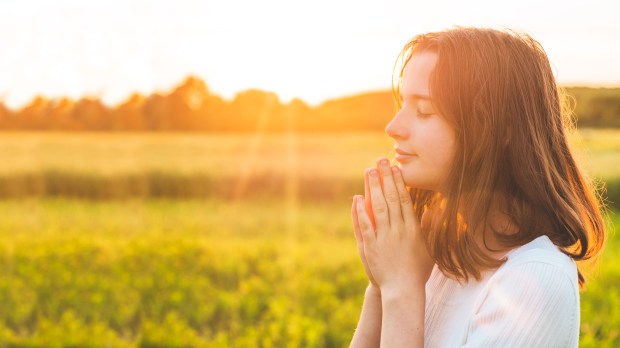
[
  {"left": 167, "top": 76, "right": 210, "bottom": 130},
  {"left": 143, "top": 93, "right": 172, "bottom": 131},
  {"left": 566, "top": 87, "right": 620, "bottom": 127},
  {"left": 283, "top": 98, "right": 312, "bottom": 132},
  {"left": 110, "top": 93, "right": 146, "bottom": 131},
  {"left": 202, "top": 94, "right": 230, "bottom": 131},
  {"left": 6, "top": 83, "right": 619, "bottom": 132},
  {"left": 73, "top": 97, "right": 108, "bottom": 131},
  {"left": 16, "top": 96, "right": 51, "bottom": 129},
  {"left": 0, "top": 100, "right": 14, "bottom": 129},
  {"left": 313, "top": 92, "right": 394, "bottom": 132},
  {"left": 229, "top": 89, "right": 282, "bottom": 132},
  {"left": 48, "top": 97, "right": 77, "bottom": 130},
  {"left": 589, "top": 95, "right": 620, "bottom": 126}
]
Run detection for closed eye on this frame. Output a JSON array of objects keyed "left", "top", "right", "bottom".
[{"left": 416, "top": 108, "right": 433, "bottom": 117}]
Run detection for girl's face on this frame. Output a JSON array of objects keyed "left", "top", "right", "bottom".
[{"left": 385, "top": 51, "right": 456, "bottom": 193}]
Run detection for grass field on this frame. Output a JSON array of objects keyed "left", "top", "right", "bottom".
[
  {"left": 0, "top": 129, "right": 618, "bottom": 205},
  {"left": 0, "top": 129, "right": 618, "bottom": 346},
  {"left": 0, "top": 198, "right": 617, "bottom": 347},
  {"left": 0, "top": 129, "right": 618, "bottom": 178}
]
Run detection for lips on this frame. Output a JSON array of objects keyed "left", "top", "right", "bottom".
[
  {"left": 395, "top": 147, "right": 417, "bottom": 163},
  {"left": 395, "top": 148, "right": 416, "bottom": 156}
]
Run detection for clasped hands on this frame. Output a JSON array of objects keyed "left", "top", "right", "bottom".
[{"left": 351, "top": 158, "right": 434, "bottom": 296}]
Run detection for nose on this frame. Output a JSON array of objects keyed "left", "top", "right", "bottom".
[{"left": 385, "top": 112, "right": 407, "bottom": 140}]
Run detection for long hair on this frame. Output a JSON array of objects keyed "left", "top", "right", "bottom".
[{"left": 392, "top": 26, "right": 606, "bottom": 289}]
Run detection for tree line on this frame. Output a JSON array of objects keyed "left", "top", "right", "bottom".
[{"left": 0, "top": 76, "right": 618, "bottom": 132}]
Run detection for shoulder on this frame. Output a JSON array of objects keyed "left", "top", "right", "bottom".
[
  {"left": 498, "top": 236, "right": 577, "bottom": 274},
  {"left": 464, "top": 235, "right": 580, "bottom": 347},
  {"left": 495, "top": 235, "right": 579, "bottom": 291},
  {"left": 487, "top": 235, "right": 580, "bottom": 309}
]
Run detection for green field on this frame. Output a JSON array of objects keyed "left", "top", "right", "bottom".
[
  {"left": 0, "top": 129, "right": 618, "bottom": 179},
  {"left": 0, "top": 130, "right": 618, "bottom": 205},
  {"left": 0, "top": 130, "right": 618, "bottom": 347}
]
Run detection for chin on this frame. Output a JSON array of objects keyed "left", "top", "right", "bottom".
[
  {"left": 400, "top": 170, "right": 437, "bottom": 192},
  {"left": 401, "top": 172, "right": 425, "bottom": 189}
]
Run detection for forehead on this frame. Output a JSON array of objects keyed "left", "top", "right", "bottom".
[{"left": 401, "top": 51, "right": 438, "bottom": 101}]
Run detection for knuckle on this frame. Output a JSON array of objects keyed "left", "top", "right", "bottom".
[
  {"left": 399, "top": 192, "right": 412, "bottom": 205},
  {"left": 384, "top": 191, "right": 400, "bottom": 204},
  {"left": 359, "top": 220, "right": 369, "bottom": 230},
  {"left": 373, "top": 202, "right": 388, "bottom": 215},
  {"left": 391, "top": 218, "right": 404, "bottom": 228}
]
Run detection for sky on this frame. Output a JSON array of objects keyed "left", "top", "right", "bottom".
[{"left": 1, "top": 0, "right": 619, "bottom": 109}]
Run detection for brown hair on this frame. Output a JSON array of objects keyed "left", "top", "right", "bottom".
[{"left": 392, "top": 26, "right": 606, "bottom": 289}]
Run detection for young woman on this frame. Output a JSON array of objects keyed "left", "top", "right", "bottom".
[{"left": 350, "top": 27, "right": 606, "bottom": 347}]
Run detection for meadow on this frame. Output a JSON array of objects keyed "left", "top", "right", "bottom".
[{"left": 0, "top": 129, "right": 618, "bottom": 347}]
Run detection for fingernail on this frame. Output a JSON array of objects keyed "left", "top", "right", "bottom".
[
  {"left": 392, "top": 165, "right": 399, "bottom": 173},
  {"left": 370, "top": 169, "right": 378, "bottom": 177},
  {"left": 380, "top": 158, "right": 389, "bottom": 168}
]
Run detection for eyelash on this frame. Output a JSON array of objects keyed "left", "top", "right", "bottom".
[
  {"left": 415, "top": 108, "right": 432, "bottom": 117},
  {"left": 399, "top": 100, "right": 432, "bottom": 117}
]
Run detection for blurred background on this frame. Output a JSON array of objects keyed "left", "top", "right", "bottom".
[{"left": 0, "top": 0, "right": 619, "bottom": 346}]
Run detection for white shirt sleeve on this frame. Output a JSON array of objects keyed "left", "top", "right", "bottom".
[{"left": 462, "top": 261, "right": 580, "bottom": 348}]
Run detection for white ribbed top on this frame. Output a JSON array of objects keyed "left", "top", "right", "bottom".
[{"left": 424, "top": 235, "right": 580, "bottom": 348}]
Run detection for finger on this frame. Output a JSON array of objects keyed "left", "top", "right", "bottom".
[
  {"left": 376, "top": 158, "right": 403, "bottom": 226},
  {"left": 351, "top": 195, "right": 364, "bottom": 243},
  {"left": 353, "top": 196, "right": 378, "bottom": 286},
  {"left": 364, "top": 168, "right": 376, "bottom": 229},
  {"left": 367, "top": 168, "right": 390, "bottom": 231},
  {"left": 355, "top": 195, "right": 376, "bottom": 242},
  {"left": 391, "top": 165, "right": 416, "bottom": 228}
]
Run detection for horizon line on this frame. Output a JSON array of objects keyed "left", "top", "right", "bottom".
[{"left": 1, "top": 75, "right": 619, "bottom": 111}]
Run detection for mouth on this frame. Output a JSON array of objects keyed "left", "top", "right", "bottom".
[{"left": 395, "top": 147, "right": 417, "bottom": 163}]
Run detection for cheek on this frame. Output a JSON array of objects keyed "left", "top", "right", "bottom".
[
  {"left": 420, "top": 127, "right": 455, "bottom": 162},
  {"left": 421, "top": 127, "right": 456, "bottom": 180},
  {"left": 398, "top": 119, "right": 456, "bottom": 190},
  {"left": 432, "top": 142, "right": 455, "bottom": 170},
  {"left": 436, "top": 135, "right": 456, "bottom": 165}
]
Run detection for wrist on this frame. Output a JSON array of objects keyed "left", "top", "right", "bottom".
[
  {"left": 380, "top": 282, "right": 426, "bottom": 306},
  {"left": 366, "top": 283, "right": 382, "bottom": 298}
]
